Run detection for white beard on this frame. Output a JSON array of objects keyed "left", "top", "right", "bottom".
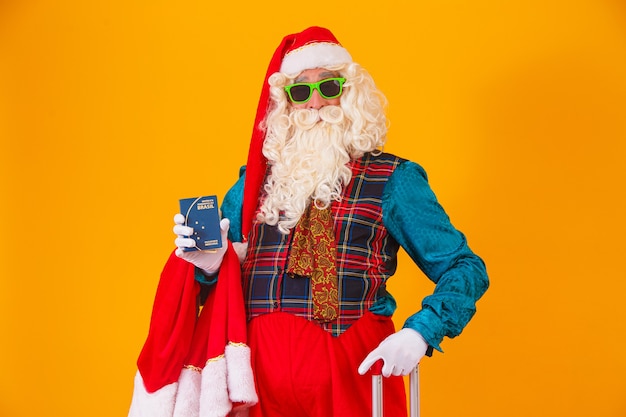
[{"left": 258, "top": 105, "right": 353, "bottom": 234}]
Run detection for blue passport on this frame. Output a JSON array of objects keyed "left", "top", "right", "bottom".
[{"left": 179, "top": 196, "right": 222, "bottom": 252}]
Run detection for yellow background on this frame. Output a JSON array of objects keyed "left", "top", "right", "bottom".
[{"left": 1, "top": 0, "right": 625, "bottom": 416}]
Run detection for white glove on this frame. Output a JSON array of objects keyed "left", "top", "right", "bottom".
[
  {"left": 232, "top": 241, "right": 248, "bottom": 264},
  {"left": 173, "top": 213, "right": 230, "bottom": 275},
  {"left": 358, "top": 328, "right": 428, "bottom": 377}
]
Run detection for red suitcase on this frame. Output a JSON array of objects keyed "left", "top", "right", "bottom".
[{"left": 371, "top": 362, "right": 420, "bottom": 417}]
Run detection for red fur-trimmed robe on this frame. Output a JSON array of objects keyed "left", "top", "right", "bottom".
[{"left": 128, "top": 244, "right": 257, "bottom": 417}]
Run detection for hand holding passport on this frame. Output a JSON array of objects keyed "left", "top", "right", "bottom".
[{"left": 174, "top": 196, "right": 227, "bottom": 275}]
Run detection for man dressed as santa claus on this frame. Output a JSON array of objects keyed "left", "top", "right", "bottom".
[{"left": 130, "top": 26, "right": 489, "bottom": 417}]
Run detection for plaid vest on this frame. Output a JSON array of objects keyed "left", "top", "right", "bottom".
[{"left": 242, "top": 152, "right": 405, "bottom": 336}]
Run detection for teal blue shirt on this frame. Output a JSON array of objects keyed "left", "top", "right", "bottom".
[{"left": 219, "top": 158, "right": 488, "bottom": 352}]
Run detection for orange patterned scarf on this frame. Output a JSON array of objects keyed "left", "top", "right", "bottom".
[{"left": 286, "top": 204, "right": 339, "bottom": 322}]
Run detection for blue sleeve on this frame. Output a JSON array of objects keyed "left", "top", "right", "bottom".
[
  {"left": 382, "top": 161, "right": 489, "bottom": 352},
  {"left": 221, "top": 166, "right": 246, "bottom": 243}
]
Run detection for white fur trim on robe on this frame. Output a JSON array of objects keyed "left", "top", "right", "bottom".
[
  {"left": 226, "top": 343, "right": 258, "bottom": 410},
  {"left": 172, "top": 367, "right": 202, "bottom": 417},
  {"left": 128, "top": 371, "right": 177, "bottom": 417},
  {"left": 200, "top": 356, "right": 232, "bottom": 417}
]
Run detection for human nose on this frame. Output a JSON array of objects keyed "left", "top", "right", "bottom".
[{"left": 306, "top": 88, "right": 326, "bottom": 109}]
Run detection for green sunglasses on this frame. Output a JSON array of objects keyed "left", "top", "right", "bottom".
[{"left": 284, "top": 77, "right": 347, "bottom": 104}]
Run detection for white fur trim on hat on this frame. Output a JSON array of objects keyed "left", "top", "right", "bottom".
[{"left": 280, "top": 42, "right": 352, "bottom": 75}]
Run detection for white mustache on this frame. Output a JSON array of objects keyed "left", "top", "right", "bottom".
[{"left": 291, "top": 106, "right": 345, "bottom": 130}]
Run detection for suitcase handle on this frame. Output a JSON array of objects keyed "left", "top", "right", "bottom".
[{"left": 371, "top": 360, "right": 420, "bottom": 417}]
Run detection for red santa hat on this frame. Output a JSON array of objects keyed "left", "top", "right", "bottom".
[{"left": 241, "top": 26, "right": 353, "bottom": 240}]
